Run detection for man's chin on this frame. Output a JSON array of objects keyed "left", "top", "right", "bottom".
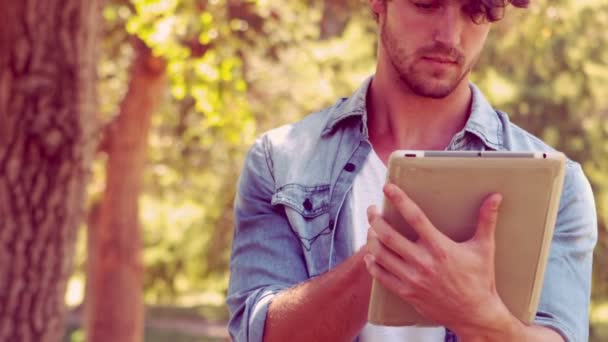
[
  {"left": 398, "top": 66, "right": 470, "bottom": 98},
  {"left": 402, "top": 77, "right": 460, "bottom": 99}
]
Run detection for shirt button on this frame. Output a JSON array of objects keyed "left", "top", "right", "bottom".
[
  {"left": 303, "top": 198, "right": 313, "bottom": 211},
  {"left": 344, "top": 163, "right": 356, "bottom": 172}
]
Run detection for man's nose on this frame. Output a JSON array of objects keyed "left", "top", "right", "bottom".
[{"left": 433, "top": 6, "right": 463, "bottom": 48}]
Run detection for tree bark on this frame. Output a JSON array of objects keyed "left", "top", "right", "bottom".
[
  {"left": 85, "top": 38, "right": 167, "bottom": 342},
  {"left": 0, "top": 0, "right": 100, "bottom": 341},
  {"left": 320, "top": 0, "right": 352, "bottom": 40}
]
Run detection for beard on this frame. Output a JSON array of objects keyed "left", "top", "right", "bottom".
[{"left": 380, "top": 18, "right": 476, "bottom": 99}]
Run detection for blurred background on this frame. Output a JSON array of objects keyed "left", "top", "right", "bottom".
[{"left": 1, "top": 0, "right": 607, "bottom": 341}]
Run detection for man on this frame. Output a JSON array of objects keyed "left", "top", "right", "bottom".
[{"left": 227, "top": 0, "right": 598, "bottom": 341}]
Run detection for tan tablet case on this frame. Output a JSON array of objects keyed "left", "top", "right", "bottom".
[{"left": 367, "top": 150, "right": 566, "bottom": 326}]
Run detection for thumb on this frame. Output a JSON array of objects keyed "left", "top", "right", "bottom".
[{"left": 473, "top": 193, "right": 503, "bottom": 245}]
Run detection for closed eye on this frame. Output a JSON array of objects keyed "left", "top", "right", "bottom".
[
  {"left": 413, "top": 1, "right": 442, "bottom": 10},
  {"left": 416, "top": 3, "right": 439, "bottom": 9}
]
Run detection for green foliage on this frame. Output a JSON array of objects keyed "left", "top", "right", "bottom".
[
  {"left": 97, "top": 0, "right": 377, "bottom": 305},
  {"left": 81, "top": 0, "right": 607, "bottom": 323},
  {"left": 95, "top": 0, "right": 262, "bottom": 304}
]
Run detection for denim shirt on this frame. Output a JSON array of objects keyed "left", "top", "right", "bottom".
[{"left": 227, "top": 77, "right": 598, "bottom": 342}]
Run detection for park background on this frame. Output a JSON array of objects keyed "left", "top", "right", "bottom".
[{"left": 1, "top": 0, "right": 607, "bottom": 341}]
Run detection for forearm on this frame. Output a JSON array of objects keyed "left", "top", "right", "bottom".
[
  {"left": 263, "top": 248, "right": 371, "bottom": 342},
  {"left": 458, "top": 311, "right": 565, "bottom": 342},
  {"left": 516, "top": 324, "right": 565, "bottom": 342}
]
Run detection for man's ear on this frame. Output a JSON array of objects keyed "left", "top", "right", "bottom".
[{"left": 368, "top": 0, "right": 386, "bottom": 18}]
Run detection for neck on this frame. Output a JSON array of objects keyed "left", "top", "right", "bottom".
[{"left": 366, "top": 67, "right": 473, "bottom": 153}]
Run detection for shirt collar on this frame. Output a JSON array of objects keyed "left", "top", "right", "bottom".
[
  {"left": 466, "top": 83, "right": 503, "bottom": 149},
  {"left": 321, "top": 77, "right": 371, "bottom": 137},
  {"left": 322, "top": 76, "right": 503, "bottom": 149}
]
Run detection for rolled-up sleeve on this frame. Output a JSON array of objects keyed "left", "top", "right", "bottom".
[
  {"left": 534, "top": 161, "right": 598, "bottom": 341},
  {"left": 227, "top": 135, "right": 309, "bottom": 342}
]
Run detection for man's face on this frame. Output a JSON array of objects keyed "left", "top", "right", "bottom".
[{"left": 376, "top": 0, "right": 491, "bottom": 98}]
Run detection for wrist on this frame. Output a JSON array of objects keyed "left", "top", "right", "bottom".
[{"left": 453, "top": 299, "right": 523, "bottom": 342}]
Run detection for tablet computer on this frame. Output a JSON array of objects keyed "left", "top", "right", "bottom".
[{"left": 367, "top": 150, "right": 566, "bottom": 326}]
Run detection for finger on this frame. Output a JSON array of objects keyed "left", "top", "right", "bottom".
[
  {"left": 366, "top": 228, "right": 420, "bottom": 283},
  {"left": 473, "top": 193, "right": 503, "bottom": 244},
  {"left": 366, "top": 205, "right": 381, "bottom": 247},
  {"left": 383, "top": 183, "right": 447, "bottom": 245},
  {"left": 367, "top": 205, "right": 380, "bottom": 225},
  {"left": 368, "top": 207, "right": 425, "bottom": 266},
  {"left": 366, "top": 228, "right": 384, "bottom": 256},
  {"left": 364, "top": 254, "right": 416, "bottom": 302}
]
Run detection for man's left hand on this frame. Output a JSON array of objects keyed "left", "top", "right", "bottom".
[{"left": 365, "top": 183, "right": 517, "bottom": 339}]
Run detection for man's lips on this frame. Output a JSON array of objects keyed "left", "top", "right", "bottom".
[{"left": 422, "top": 55, "right": 458, "bottom": 64}]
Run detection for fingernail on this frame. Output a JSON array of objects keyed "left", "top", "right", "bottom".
[
  {"left": 384, "top": 183, "right": 397, "bottom": 196},
  {"left": 367, "top": 205, "right": 377, "bottom": 220},
  {"left": 364, "top": 254, "right": 375, "bottom": 265},
  {"left": 492, "top": 194, "right": 503, "bottom": 208}
]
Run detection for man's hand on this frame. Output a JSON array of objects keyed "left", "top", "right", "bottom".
[{"left": 364, "top": 183, "right": 518, "bottom": 339}]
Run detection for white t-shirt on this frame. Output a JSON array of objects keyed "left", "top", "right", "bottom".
[{"left": 348, "top": 149, "right": 445, "bottom": 342}]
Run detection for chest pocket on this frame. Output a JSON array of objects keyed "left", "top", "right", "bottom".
[{"left": 272, "top": 184, "right": 332, "bottom": 276}]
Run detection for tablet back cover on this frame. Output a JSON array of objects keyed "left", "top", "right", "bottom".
[{"left": 367, "top": 152, "right": 565, "bottom": 326}]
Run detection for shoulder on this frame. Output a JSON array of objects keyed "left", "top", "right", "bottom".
[
  {"left": 496, "top": 110, "right": 596, "bottom": 227},
  {"left": 495, "top": 110, "right": 593, "bottom": 201},
  {"left": 242, "top": 98, "right": 350, "bottom": 186},
  {"left": 262, "top": 99, "right": 348, "bottom": 149},
  {"left": 262, "top": 110, "right": 328, "bottom": 151},
  {"left": 495, "top": 111, "right": 557, "bottom": 153},
  {"left": 252, "top": 97, "right": 352, "bottom": 163}
]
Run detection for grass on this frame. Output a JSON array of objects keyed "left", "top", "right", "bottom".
[
  {"left": 63, "top": 304, "right": 229, "bottom": 342},
  {"left": 64, "top": 326, "right": 226, "bottom": 342}
]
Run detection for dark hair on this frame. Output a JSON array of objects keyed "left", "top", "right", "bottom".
[
  {"left": 466, "top": 0, "right": 530, "bottom": 23},
  {"left": 373, "top": 0, "right": 530, "bottom": 23}
]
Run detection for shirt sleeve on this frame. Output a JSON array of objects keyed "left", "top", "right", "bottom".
[
  {"left": 534, "top": 161, "right": 598, "bottom": 342},
  {"left": 226, "top": 135, "right": 309, "bottom": 342}
]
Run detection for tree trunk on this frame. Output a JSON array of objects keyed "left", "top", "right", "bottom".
[
  {"left": 0, "top": 0, "right": 99, "bottom": 341},
  {"left": 320, "top": 0, "right": 352, "bottom": 39},
  {"left": 85, "top": 39, "right": 167, "bottom": 342}
]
